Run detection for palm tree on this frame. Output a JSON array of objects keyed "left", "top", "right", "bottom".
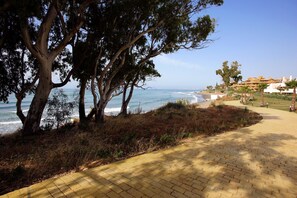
[
  {"left": 239, "top": 86, "right": 251, "bottom": 104},
  {"left": 258, "top": 83, "right": 268, "bottom": 106},
  {"left": 286, "top": 79, "right": 297, "bottom": 111}
]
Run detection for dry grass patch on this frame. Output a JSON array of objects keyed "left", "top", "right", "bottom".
[{"left": 0, "top": 103, "right": 262, "bottom": 195}]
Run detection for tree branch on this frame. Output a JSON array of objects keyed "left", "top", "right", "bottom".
[
  {"left": 50, "top": 0, "right": 96, "bottom": 60},
  {"left": 52, "top": 69, "right": 74, "bottom": 88},
  {"left": 36, "top": 3, "right": 58, "bottom": 55},
  {"left": 104, "top": 53, "right": 127, "bottom": 95},
  {"left": 58, "top": 10, "right": 67, "bottom": 36},
  {"left": 98, "top": 20, "right": 164, "bottom": 91},
  {"left": 21, "top": 21, "right": 41, "bottom": 60}
]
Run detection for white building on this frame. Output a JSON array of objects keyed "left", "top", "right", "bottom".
[{"left": 264, "top": 76, "right": 294, "bottom": 94}]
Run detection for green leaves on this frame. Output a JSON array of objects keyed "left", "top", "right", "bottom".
[
  {"left": 285, "top": 79, "right": 297, "bottom": 89},
  {"left": 45, "top": 89, "right": 77, "bottom": 129},
  {"left": 258, "top": 83, "right": 268, "bottom": 91},
  {"left": 216, "top": 61, "right": 242, "bottom": 88}
]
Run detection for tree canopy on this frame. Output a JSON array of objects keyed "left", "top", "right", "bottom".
[
  {"left": 216, "top": 61, "right": 242, "bottom": 89},
  {"left": 0, "top": 0, "right": 224, "bottom": 134}
]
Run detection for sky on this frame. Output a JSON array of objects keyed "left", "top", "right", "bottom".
[
  {"left": 64, "top": 0, "right": 297, "bottom": 90},
  {"left": 146, "top": 0, "right": 297, "bottom": 90}
]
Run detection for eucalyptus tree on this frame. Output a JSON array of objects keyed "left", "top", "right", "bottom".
[
  {"left": 72, "top": 35, "right": 102, "bottom": 121},
  {"left": 216, "top": 61, "right": 242, "bottom": 91},
  {"left": 0, "top": 9, "right": 36, "bottom": 124},
  {"left": 82, "top": 0, "right": 224, "bottom": 122},
  {"left": 1, "top": 0, "right": 224, "bottom": 130},
  {"left": 0, "top": 0, "right": 103, "bottom": 135},
  {"left": 119, "top": 59, "right": 160, "bottom": 116}
]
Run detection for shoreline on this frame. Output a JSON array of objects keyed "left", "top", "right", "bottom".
[{"left": 0, "top": 92, "right": 207, "bottom": 135}]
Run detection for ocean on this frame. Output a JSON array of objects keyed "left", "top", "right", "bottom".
[{"left": 0, "top": 89, "right": 206, "bottom": 134}]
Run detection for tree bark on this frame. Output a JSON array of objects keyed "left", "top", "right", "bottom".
[
  {"left": 119, "top": 84, "right": 128, "bottom": 116},
  {"left": 95, "top": 99, "right": 107, "bottom": 123},
  {"left": 79, "top": 78, "right": 87, "bottom": 121},
  {"left": 19, "top": 1, "right": 92, "bottom": 134},
  {"left": 16, "top": 94, "right": 26, "bottom": 124},
  {"left": 120, "top": 83, "right": 135, "bottom": 116},
  {"left": 87, "top": 87, "right": 116, "bottom": 122},
  {"left": 22, "top": 63, "right": 52, "bottom": 135}
]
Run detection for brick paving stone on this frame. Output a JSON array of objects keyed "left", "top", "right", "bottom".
[
  {"left": 139, "top": 187, "right": 156, "bottom": 197},
  {"left": 106, "top": 190, "right": 121, "bottom": 198},
  {"left": 184, "top": 190, "right": 202, "bottom": 198},
  {"left": 171, "top": 190, "right": 188, "bottom": 198},
  {"left": 127, "top": 188, "right": 146, "bottom": 197},
  {"left": 119, "top": 191, "right": 134, "bottom": 198}
]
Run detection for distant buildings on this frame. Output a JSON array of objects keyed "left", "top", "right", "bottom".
[
  {"left": 264, "top": 76, "right": 294, "bottom": 94},
  {"left": 232, "top": 76, "right": 280, "bottom": 91},
  {"left": 232, "top": 76, "right": 295, "bottom": 94}
]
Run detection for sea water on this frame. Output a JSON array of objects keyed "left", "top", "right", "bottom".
[{"left": 0, "top": 89, "right": 205, "bottom": 134}]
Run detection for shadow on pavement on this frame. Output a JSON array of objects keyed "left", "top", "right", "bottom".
[{"left": 17, "top": 128, "right": 297, "bottom": 197}]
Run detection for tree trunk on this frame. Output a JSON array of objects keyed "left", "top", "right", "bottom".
[
  {"left": 120, "top": 84, "right": 135, "bottom": 116},
  {"left": 292, "top": 87, "right": 296, "bottom": 111},
  {"left": 87, "top": 98, "right": 108, "bottom": 121},
  {"left": 79, "top": 78, "right": 87, "bottom": 122},
  {"left": 95, "top": 100, "right": 107, "bottom": 123},
  {"left": 119, "top": 84, "right": 128, "bottom": 116},
  {"left": 22, "top": 64, "right": 52, "bottom": 135},
  {"left": 16, "top": 94, "right": 26, "bottom": 124},
  {"left": 121, "top": 102, "right": 129, "bottom": 116},
  {"left": 261, "top": 91, "right": 264, "bottom": 105}
]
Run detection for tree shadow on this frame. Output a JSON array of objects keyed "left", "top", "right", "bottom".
[
  {"left": 260, "top": 113, "right": 281, "bottom": 120},
  {"left": 12, "top": 127, "right": 297, "bottom": 197}
]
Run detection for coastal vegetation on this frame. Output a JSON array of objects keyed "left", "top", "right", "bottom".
[
  {"left": 44, "top": 89, "right": 77, "bottom": 129},
  {"left": 244, "top": 93, "right": 295, "bottom": 112},
  {"left": 238, "top": 86, "right": 252, "bottom": 104},
  {"left": 0, "top": 0, "right": 224, "bottom": 135},
  {"left": 0, "top": 103, "right": 262, "bottom": 195}
]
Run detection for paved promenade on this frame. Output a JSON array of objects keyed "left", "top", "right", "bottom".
[{"left": 3, "top": 101, "right": 297, "bottom": 198}]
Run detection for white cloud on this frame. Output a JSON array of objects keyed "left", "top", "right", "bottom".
[{"left": 154, "top": 54, "right": 203, "bottom": 71}]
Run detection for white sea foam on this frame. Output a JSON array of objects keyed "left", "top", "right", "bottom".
[
  {"left": 190, "top": 95, "right": 198, "bottom": 104},
  {"left": 9, "top": 109, "right": 29, "bottom": 113},
  {"left": 104, "top": 107, "right": 121, "bottom": 113},
  {"left": 0, "top": 120, "right": 22, "bottom": 125},
  {"left": 175, "top": 91, "right": 204, "bottom": 104}
]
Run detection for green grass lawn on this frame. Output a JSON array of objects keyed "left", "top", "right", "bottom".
[{"left": 246, "top": 93, "right": 294, "bottom": 112}]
